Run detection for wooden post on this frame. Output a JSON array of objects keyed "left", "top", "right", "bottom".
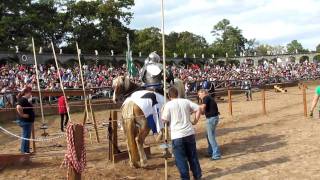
[
  {"left": 82, "top": 108, "right": 87, "bottom": 125},
  {"left": 88, "top": 98, "right": 100, "bottom": 143},
  {"left": 262, "top": 89, "right": 266, "bottom": 115},
  {"left": 303, "top": 85, "right": 307, "bottom": 117},
  {"left": 112, "top": 110, "right": 118, "bottom": 154},
  {"left": 68, "top": 124, "right": 84, "bottom": 180},
  {"left": 228, "top": 89, "right": 233, "bottom": 116},
  {"left": 164, "top": 122, "right": 168, "bottom": 180},
  {"left": 108, "top": 111, "right": 113, "bottom": 161},
  {"left": 31, "top": 124, "right": 36, "bottom": 153}
]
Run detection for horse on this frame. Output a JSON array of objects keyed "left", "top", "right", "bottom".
[
  {"left": 112, "top": 75, "right": 185, "bottom": 103},
  {"left": 112, "top": 75, "right": 185, "bottom": 168}
]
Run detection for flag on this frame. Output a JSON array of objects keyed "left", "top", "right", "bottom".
[{"left": 126, "top": 34, "right": 138, "bottom": 77}]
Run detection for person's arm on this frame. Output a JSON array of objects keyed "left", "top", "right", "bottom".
[
  {"left": 189, "top": 101, "right": 201, "bottom": 125},
  {"left": 16, "top": 105, "right": 29, "bottom": 119},
  {"left": 192, "top": 109, "right": 201, "bottom": 125},
  {"left": 310, "top": 95, "right": 320, "bottom": 116},
  {"left": 199, "top": 96, "right": 208, "bottom": 115},
  {"left": 161, "top": 104, "right": 170, "bottom": 124},
  {"left": 199, "top": 104, "right": 206, "bottom": 115},
  {"left": 310, "top": 87, "right": 320, "bottom": 116}
]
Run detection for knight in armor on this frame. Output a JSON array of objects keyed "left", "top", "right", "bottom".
[
  {"left": 241, "top": 78, "right": 252, "bottom": 101},
  {"left": 140, "top": 52, "right": 173, "bottom": 95}
]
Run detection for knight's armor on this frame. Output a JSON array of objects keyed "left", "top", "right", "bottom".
[
  {"left": 140, "top": 52, "right": 175, "bottom": 95},
  {"left": 139, "top": 52, "right": 164, "bottom": 94}
]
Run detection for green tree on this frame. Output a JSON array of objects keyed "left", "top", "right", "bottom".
[
  {"left": 166, "top": 32, "right": 179, "bottom": 57},
  {"left": 174, "top": 31, "right": 208, "bottom": 58},
  {"left": 132, "top": 27, "right": 162, "bottom": 56},
  {"left": 287, "top": 40, "right": 308, "bottom": 54},
  {"left": 64, "top": 0, "right": 134, "bottom": 54},
  {"left": 255, "top": 44, "right": 273, "bottom": 56},
  {"left": 25, "top": 0, "right": 68, "bottom": 51},
  {"left": 211, "top": 19, "right": 247, "bottom": 57},
  {"left": 0, "top": 0, "right": 134, "bottom": 54},
  {"left": 316, "top": 44, "right": 320, "bottom": 52},
  {"left": 0, "top": 0, "right": 32, "bottom": 51},
  {"left": 245, "top": 38, "right": 258, "bottom": 56}
]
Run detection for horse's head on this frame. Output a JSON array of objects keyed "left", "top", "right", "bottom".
[{"left": 112, "top": 75, "right": 131, "bottom": 103}]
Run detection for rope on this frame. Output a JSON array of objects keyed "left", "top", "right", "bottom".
[
  {"left": 0, "top": 102, "right": 122, "bottom": 111},
  {"left": 51, "top": 41, "right": 72, "bottom": 122},
  {"left": 0, "top": 126, "right": 65, "bottom": 142},
  {"left": 32, "top": 37, "right": 46, "bottom": 126},
  {"left": 61, "top": 123, "right": 86, "bottom": 176}
]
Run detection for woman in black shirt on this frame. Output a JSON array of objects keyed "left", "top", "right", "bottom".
[{"left": 16, "top": 87, "right": 35, "bottom": 153}]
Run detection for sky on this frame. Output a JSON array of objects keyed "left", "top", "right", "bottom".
[{"left": 129, "top": 0, "right": 320, "bottom": 50}]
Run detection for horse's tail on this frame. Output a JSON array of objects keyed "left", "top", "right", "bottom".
[{"left": 121, "top": 100, "right": 140, "bottom": 168}]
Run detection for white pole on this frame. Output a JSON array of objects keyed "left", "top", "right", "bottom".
[
  {"left": 161, "top": 1, "right": 167, "bottom": 103},
  {"left": 76, "top": 42, "right": 89, "bottom": 121},
  {"left": 51, "top": 41, "right": 72, "bottom": 122},
  {"left": 161, "top": 0, "right": 168, "bottom": 180},
  {"left": 31, "top": 37, "right": 45, "bottom": 125}
]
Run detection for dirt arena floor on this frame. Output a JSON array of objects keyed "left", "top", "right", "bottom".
[{"left": 1, "top": 85, "right": 320, "bottom": 180}]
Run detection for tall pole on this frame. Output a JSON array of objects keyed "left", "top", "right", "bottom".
[
  {"left": 228, "top": 89, "right": 233, "bottom": 116},
  {"left": 262, "top": 89, "right": 266, "bottom": 115},
  {"left": 126, "top": 34, "right": 131, "bottom": 77},
  {"left": 31, "top": 38, "right": 45, "bottom": 125},
  {"left": 51, "top": 41, "right": 71, "bottom": 122},
  {"left": 76, "top": 42, "right": 89, "bottom": 123},
  {"left": 303, "top": 85, "right": 307, "bottom": 117},
  {"left": 161, "top": 0, "right": 168, "bottom": 180}
]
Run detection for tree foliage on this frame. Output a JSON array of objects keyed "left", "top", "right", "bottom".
[
  {"left": 255, "top": 44, "right": 273, "bottom": 56},
  {"left": 132, "top": 27, "right": 162, "bottom": 56},
  {"left": 211, "top": 19, "right": 247, "bottom": 57},
  {"left": 0, "top": 2, "right": 317, "bottom": 59},
  {"left": 169, "top": 31, "right": 208, "bottom": 58},
  {"left": 0, "top": 0, "right": 134, "bottom": 53},
  {"left": 286, "top": 40, "right": 309, "bottom": 54},
  {"left": 316, "top": 44, "right": 320, "bottom": 52}
]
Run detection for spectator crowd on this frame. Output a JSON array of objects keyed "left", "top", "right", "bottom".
[{"left": 1, "top": 61, "right": 319, "bottom": 94}]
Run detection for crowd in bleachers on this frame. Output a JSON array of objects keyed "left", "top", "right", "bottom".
[
  {"left": 0, "top": 61, "right": 319, "bottom": 107},
  {"left": 1, "top": 61, "right": 319, "bottom": 94}
]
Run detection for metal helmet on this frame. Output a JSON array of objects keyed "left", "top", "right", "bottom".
[{"left": 146, "top": 51, "right": 161, "bottom": 64}]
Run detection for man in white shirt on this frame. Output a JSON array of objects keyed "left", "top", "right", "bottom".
[{"left": 162, "top": 87, "right": 202, "bottom": 180}]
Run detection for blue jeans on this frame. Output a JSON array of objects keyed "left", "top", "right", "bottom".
[
  {"left": 17, "top": 120, "right": 33, "bottom": 153},
  {"left": 172, "top": 134, "right": 202, "bottom": 180},
  {"left": 206, "top": 116, "right": 221, "bottom": 159}
]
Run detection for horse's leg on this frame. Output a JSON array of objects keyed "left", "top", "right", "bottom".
[
  {"left": 122, "top": 121, "right": 134, "bottom": 168},
  {"left": 122, "top": 102, "right": 140, "bottom": 168},
  {"left": 122, "top": 121, "right": 134, "bottom": 167},
  {"left": 135, "top": 117, "right": 150, "bottom": 168}
]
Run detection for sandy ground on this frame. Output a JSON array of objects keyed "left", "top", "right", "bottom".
[{"left": 1, "top": 85, "right": 320, "bottom": 180}]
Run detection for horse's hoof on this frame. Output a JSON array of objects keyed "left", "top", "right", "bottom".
[
  {"left": 130, "top": 161, "right": 140, "bottom": 168},
  {"left": 140, "top": 161, "right": 148, "bottom": 168}
]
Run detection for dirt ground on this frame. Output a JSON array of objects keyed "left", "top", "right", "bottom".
[{"left": 1, "top": 85, "right": 320, "bottom": 180}]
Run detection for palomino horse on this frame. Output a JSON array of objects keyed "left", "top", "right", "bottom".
[{"left": 112, "top": 76, "right": 185, "bottom": 168}]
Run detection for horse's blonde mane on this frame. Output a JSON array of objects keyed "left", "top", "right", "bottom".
[
  {"left": 124, "top": 76, "right": 130, "bottom": 91},
  {"left": 112, "top": 76, "right": 122, "bottom": 87},
  {"left": 113, "top": 76, "right": 130, "bottom": 91}
]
